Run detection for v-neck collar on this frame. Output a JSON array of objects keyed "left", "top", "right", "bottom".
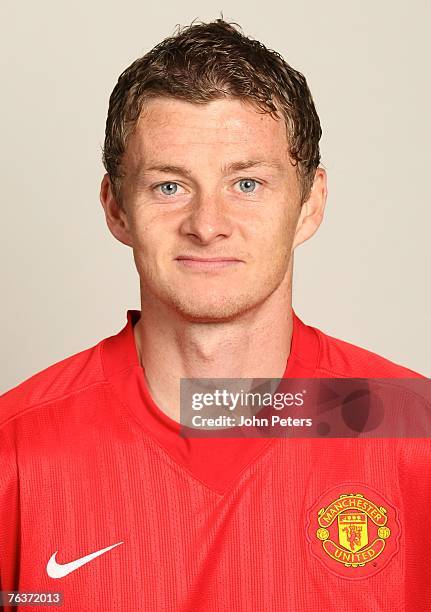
[{"left": 102, "top": 309, "right": 321, "bottom": 496}]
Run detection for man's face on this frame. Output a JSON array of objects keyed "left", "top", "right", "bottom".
[{"left": 119, "top": 97, "right": 304, "bottom": 322}]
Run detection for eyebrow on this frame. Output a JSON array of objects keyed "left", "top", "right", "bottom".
[{"left": 139, "top": 159, "right": 285, "bottom": 179}]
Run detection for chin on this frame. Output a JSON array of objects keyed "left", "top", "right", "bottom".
[{"left": 169, "top": 292, "right": 265, "bottom": 323}]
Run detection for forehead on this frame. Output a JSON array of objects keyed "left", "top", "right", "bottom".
[{"left": 125, "top": 97, "right": 291, "bottom": 169}]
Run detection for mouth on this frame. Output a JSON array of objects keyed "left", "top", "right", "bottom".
[{"left": 175, "top": 256, "right": 244, "bottom": 270}]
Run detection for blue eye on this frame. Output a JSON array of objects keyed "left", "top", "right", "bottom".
[
  {"left": 238, "top": 179, "right": 257, "bottom": 193},
  {"left": 159, "top": 182, "right": 178, "bottom": 196}
]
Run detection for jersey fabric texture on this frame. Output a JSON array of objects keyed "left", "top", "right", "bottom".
[{"left": 0, "top": 309, "right": 429, "bottom": 611}]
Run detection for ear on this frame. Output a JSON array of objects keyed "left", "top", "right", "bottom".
[
  {"left": 99, "top": 174, "right": 133, "bottom": 247},
  {"left": 291, "top": 167, "right": 328, "bottom": 251}
]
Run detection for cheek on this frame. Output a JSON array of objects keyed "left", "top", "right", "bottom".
[
  {"left": 131, "top": 224, "right": 174, "bottom": 278},
  {"left": 127, "top": 209, "right": 157, "bottom": 252},
  {"left": 129, "top": 206, "right": 178, "bottom": 250},
  {"left": 128, "top": 225, "right": 157, "bottom": 270},
  {"left": 255, "top": 209, "right": 295, "bottom": 253}
]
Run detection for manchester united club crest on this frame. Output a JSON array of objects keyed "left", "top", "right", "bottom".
[{"left": 306, "top": 483, "right": 401, "bottom": 579}]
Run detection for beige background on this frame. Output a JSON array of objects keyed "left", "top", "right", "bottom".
[{"left": 1, "top": 0, "right": 430, "bottom": 393}]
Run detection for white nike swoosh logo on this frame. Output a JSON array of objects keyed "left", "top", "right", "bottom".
[{"left": 46, "top": 541, "right": 124, "bottom": 578}]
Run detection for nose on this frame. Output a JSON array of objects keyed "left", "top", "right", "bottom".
[{"left": 179, "top": 191, "right": 233, "bottom": 244}]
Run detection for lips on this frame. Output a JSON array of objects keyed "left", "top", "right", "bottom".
[
  {"left": 176, "top": 256, "right": 241, "bottom": 262},
  {"left": 175, "top": 256, "right": 243, "bottom": 270}
]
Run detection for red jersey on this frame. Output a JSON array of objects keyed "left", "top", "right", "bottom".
[{"left": 0, "top": 309, "right": 429, "bottom": 611}]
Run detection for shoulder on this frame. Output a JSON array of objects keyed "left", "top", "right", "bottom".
[
  {"left": 312, "top": 325, "right": 425, "bottom": 378},
  {"left": 0, "top": 340, "right": 106, "bottom": 430}
]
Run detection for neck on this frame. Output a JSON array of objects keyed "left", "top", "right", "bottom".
[{"left": 134, "top": 276, "right": 294, "bottom": 423}]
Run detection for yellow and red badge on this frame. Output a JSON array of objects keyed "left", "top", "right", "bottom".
[{"left": 306, "top": 483, "right": 401, "bottom": 579}]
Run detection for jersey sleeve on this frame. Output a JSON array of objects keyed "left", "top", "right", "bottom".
[{"left": 0, "top": 425, "right": 20, "bottom": 611}]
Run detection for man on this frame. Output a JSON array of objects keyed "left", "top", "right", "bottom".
[{"left": 0, "top": 19, "right": 429, "bottom": 612}]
